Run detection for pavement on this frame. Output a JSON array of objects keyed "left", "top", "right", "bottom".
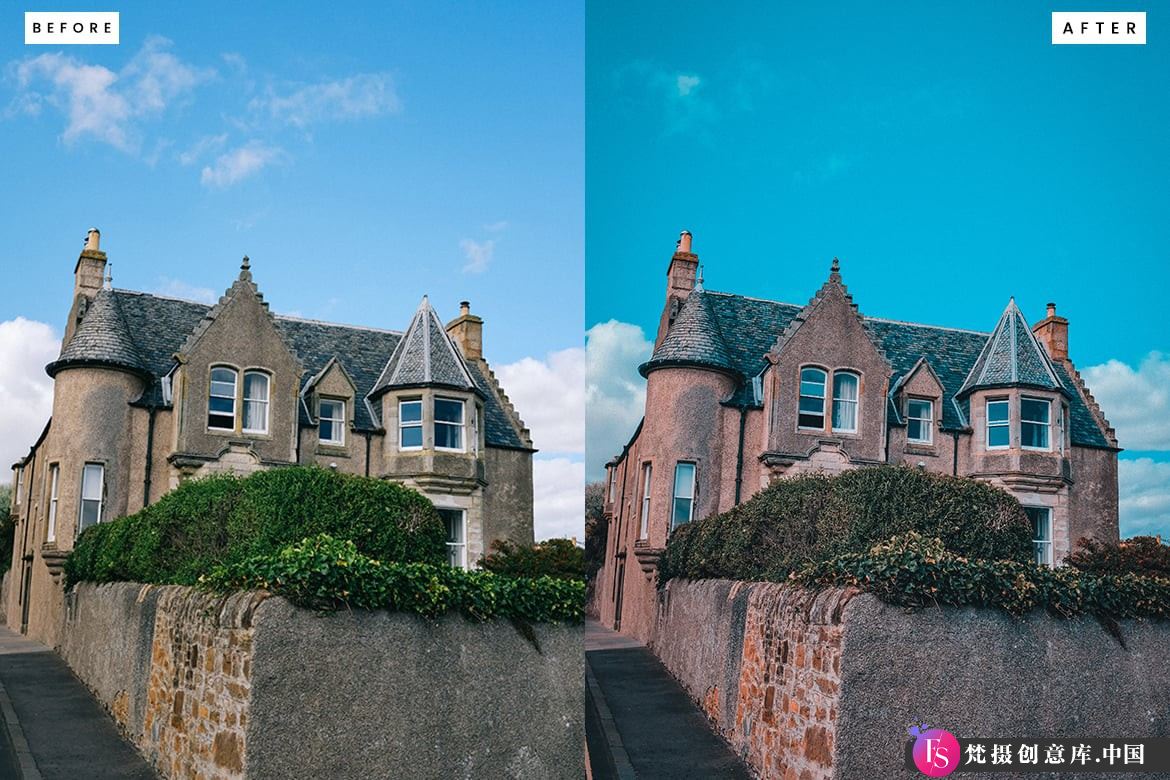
[
  {"left": 0, "top": 627, "right": 157, "bottom": 780},
  {"left": 585, "top": 619, "right": 752, "bottom": 780}
]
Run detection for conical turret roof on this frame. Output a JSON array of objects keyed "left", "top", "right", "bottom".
[
  {"left": 370, "top": 296, "right": 478, "bottom": 394},
  {"left": 958, "top": 298, "right": 1064, "bottom": 396},
  {"left": 640, "top": 289, "right": 736, "bottom": 377},
  {"left": 47, "top": 288, "right": 147, "bottom": 377}
]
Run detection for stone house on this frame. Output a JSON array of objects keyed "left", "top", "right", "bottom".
[
  {"left": 7, "top": 229, "right": 535, "bottom": 645},
  {"left": 596, "top": 232, "right": 1120, "bottom": 641}
]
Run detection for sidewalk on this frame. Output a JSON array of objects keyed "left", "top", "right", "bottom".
[
  {"left": 585, "top": 619, "right": 751, "bottom": 780},
  {"left": 0, "top": 627, "right": 157, "bottom": 780}
]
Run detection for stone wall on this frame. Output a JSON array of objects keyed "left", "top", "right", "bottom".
[
  {"left": 61, "top": 582, "right": 584, "bottom": 779},
  {"left": 653, "top": 578, "right": 1170, "bottom": 780}
]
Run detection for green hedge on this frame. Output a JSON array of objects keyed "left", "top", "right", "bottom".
[
  {"left": 1067, "top": 535, "right": 1170, "bottom": 577},
  {"left": 202, "top": 534, "right": 584, "bottom": 623},
  {"left": 659, "top": 466, "right": 1033, "bottom": 584},
  {"left": 479, "top": 538, "right": 585, "bottom": 580},
  {"left": 795, "top": 532, "right": 1170, "bottom": 620},
  {"left": 66, "top": 467, "right": 447, "bottom": 587}
]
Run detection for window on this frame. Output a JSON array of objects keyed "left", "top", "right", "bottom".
[
  {"left": 46, "top": 465, "right": 59, "bottom": 543},
  {"left": 242, "top": 371, "right": 270, "bottom": 434},
  {"left": 1025, "top": 506, "right": 1053, "bottom": 566},
  {"left": 1058, "top": 404, "right": 1067, "bottom": 454},
  {"left": 671, "top": 463, "right": 696, "bottom": 531},
  {"left": 639, "top": 463, "right": 652, "bottom": 538},
  {"left": 798, "top": 367, "right": 827, "bottom": 429},
  {"left": 399, "top": 400, "right": 423, "bottom": 449},
  {"left": 434, "top": 398, "right": 465, "bottom": 451},
  {"left": 831, "top": 372, "right": 859, "bottom": 433},
  {"left": 907, "top": 399, "right": 934, "bottom": 444},
  {"left": 78, "top": 463, "right": 104, "bottom": 536},
  {"left": 608, "top": 468, "right": 616, "bottom": 502},
  {"left": 1021, "top": 397, "right": 1051, "bottom": 450},
  {"left": 439, "top": 508, "right": 466, "bottom": 569},
  {"left": 986, "top": 399, "right": 1009, "bottom": 448},
  {"left": 318, "top": 398, "right": 345, "bottom": 445},
  {"left": 208, "top": 367, "right": 237, "bottom": 430},
  {"left": 14, "top": 466, "right": 22, "bottom": 506}
]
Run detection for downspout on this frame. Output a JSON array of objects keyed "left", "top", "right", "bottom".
[
  {"left": 952, "top": 430, "right": 960, "bottom": 476},
  {"left": 733, "top": 404, "right": 748, "bottom": 506},
  {"left": 142, "top": 405, "right": 156, "bottom": 507},
  {"left": 363, "top": 431, "right": 372, "bottom": 477}
]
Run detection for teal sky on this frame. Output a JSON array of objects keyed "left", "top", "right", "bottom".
[{"left": 585, "top": 0, "right": 1169, "bottom": 537}]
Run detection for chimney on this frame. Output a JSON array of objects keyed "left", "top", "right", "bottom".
[
  {"left": 1032, "top": 301, "right": 1069, "bottom": 361},
  {"left": 446, "top": 300, "right": 483, "bottom": 360},
  {"left": 65, "top": 228, "right": 108, "bottom": 345},
  {"left": 657, "top": 230, "right": 699, "bottom": 346}
]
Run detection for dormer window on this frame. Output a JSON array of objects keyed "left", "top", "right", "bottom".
[
  {"left": 399, "top": 399, "right": 423, "bottom": 450},
  {"left": 907, "top": 398, "right": 934, "bottom": 444},
  {"left": 242, "top": 371, "right": 270, "bottom": 434},
  {"left": 798, "top": 367, "right": 827, "bottom": 429},
  {"left": 1021, "top": 397, "right": 1051, "bottom": 450},
  {"left": 208, "top": 367, "right": 237, "bottom": 430},
  {"left": 831, "top": 371, "right": 859, "bottom": 433},
  {"left": 319, "top": 398, "right": 346, "bottom": 446},
  {"left": 434, "top": 397, "right": 465, "bottom": 451}
]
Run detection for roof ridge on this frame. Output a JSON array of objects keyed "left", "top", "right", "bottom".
[{"left": 275, "top": 314, "right": 404, "bottom": 335}]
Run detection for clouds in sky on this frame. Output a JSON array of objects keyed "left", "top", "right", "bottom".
[
  {"left": 534, "top": 458, "right": 585, "bottom": 541},
  {"left": 460, "top": 239, "right": 495, "bottom": 274},
  {"left": 200, "top": 141, "right": 285, "bottom": 188},
  {"left": 1118, "top": 458, "right": 1170, "bottom": 538},
  {"left": 1083, "top": 352, "right": 1170, "bottom": 451},
  {"left": 0, "top": 319, "right": 58, "bottom": 470},
  {"left": 585, "top": 319, "right": 652, "bottom": 480},
  {"left": 496, "top": 348, "right": 585, "bottom": 455},
  {"left": 250, "top": 73, "right": 401, "bottom": 127}
]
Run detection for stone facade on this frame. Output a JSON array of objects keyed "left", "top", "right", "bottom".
[
  {"left": 594, "top": 233, "right": 1120, "bottom": 643},
  {"left": 7, "top": 229, "right": 536, "bottom": 646}
]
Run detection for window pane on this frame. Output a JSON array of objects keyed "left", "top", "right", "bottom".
[
  {"left": 244, "top": 373, "right": 269, "bottom": 401},
  {"left": 833, "top": 373, "right": 858, "bottom": 402},
  {"left": 987, "top": 401, "right": 1009, "bottom": 423},
  {"left": 80, "top": 500, "right": 100, "bottom": 531},
  {"left": 211, "top": 367, "right": 236, "bottom": 385},
  {"left": 799, "top": 396, "right": 824, "bottom": 414},
  {"left": 673, "top": 463, "right": 695, "bottom": 500},
  {"left": 209, "top": 396, "right": 234, "bottom": 414},
  {"left": 798, "top": 412, "right": 824, "bottom": 429},
  {"left": 81, "top": 465, "right": 103, "bottom": 500},
  {"left": 909, "top": 400, "right": 930, "bottom": 420},
  {"left": 319, "top": 418, "right": 335, "bottom": 442},
  {"left": 435, "top": 422, "right": 462, "bottom": 449},
  {"left": 401, "top": 425, "right": 423, "bottom": 448},
  {"left": 832, "top": 400, "right": 857, "bottom": 431},
  {"left": 672, "top": 497, "right": 693, "bottom": 528},
  {"left": 1021, "top": 398, "right": 1050, "bottom": 424},
  {"left": 210, "top": 380, "right": 235, "bottom": 398},
  {"left": 208, "top": 413, "right": 234, "bottom": 429},
  {"left": 988, "top": 425, "right": 1010, "bottom": 447},
  {"left": 400, "top": 401, "right": 422, "bottom": 423},
  {"left": 440, "top": 509, "right": 465, "bottom": 544},
  {"left": 435, "top": 399, "right": 463, "bottom": 423},
  {"left": 1021, "top": 422, "right": 1049, "bottom": 449},
  {"left": 244, "top": 400, "right": 267, "bottom": 431},
  {"left": 320, "top": 400, "right": 341, "bottom": 420},
  {"left": 908, "top": 418, "right": 923, "bottom": 441},
  {"left": 800, "top": 368, "right": 826, "bottom": 388}
]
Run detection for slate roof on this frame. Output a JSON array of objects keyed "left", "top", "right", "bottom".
[
  {"left": 47, "top": 289, "right": 148, "bottom": 377},
  {"left": 671, "top": 289, "right": 1111, "bottom": 448},
  {"left": 640, "top": 290, "right": 736, "bottom": 377},
  {"left": 958, "top": 298, "right": 1063, "bottom": 396},
  {"left": 84, "top": 289, "right": 526, "bottom": 449},
  {"left": 371, "top": 296, "right": 478, "bottom": 395}
]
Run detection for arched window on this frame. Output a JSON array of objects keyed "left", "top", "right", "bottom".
[
  {"left": 208, "top": 367, "right": 237, "bottom": 430},
  {"left": 832, "top": 371, "right": 859, "bottom": 433},
  {"left": 798, "top": 367, "right": 827, "bottom": 429},
  {"left": 243, "top": 371, "right": 270, "bottom": 434}
]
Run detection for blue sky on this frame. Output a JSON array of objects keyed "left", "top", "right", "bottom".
[
  {"left": 0, "top": 1, "right": 585, "bottom": 540},
  {"left": 585, "top": 0, "right": 1169, "bottom": 538}
]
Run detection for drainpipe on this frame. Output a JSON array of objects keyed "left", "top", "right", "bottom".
[
  {"left": 952, "top": 430, "right": 960, "bottom": 475},
  {"left": 733, "top": 404, "right": 748, "bottom": 506},
  {"left": 363, "top": 431, "right": 372, "bottom": 477},
  {"left": 142, "top": 405, "right": 157, "bottom": 507}
]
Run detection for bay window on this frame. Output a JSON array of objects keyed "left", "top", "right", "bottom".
[
  {"left": 434, "top": 398, "right": 465, "bottom": 451},
  {"left": 1021, "top": 397, "right": 1051, "bottom": 450}
]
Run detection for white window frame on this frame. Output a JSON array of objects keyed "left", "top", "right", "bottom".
[
  {"left": 831, "top": 370, "right": 860, "bottom": 434},
  {"left": 78, "top": 462, "right": 105, "bottom": 537},
  {"left": 1025, "top": 506, "right": 1053, "bottom": 567},
  {"left": 399, "top": 399, "right": 423, "bottom": 451},
  {"left": 434, "top": 397, "right": 465, "bottom": 453},
  {"left": 986, "top": 399, "right": 1010, "bottom": 450},
  {"left": 242, "top": 370, "right": 270, "bottom": 435},
  {"left": 798, "top": 367, "right": 828, "bottom": 431},
  {"left": 46, "top": 464, "right": 59, "bottom": 543},
  {"left": 671, "top": 462, "right": 696, "bottom": 532},
  {"left": 1020, "top": 396, "right": 1052, "bottom": 452},
  {"left": 639, "top": 463, "right": 652, "bottom": 539},
  {"left": 906, "top": 398, "right": 934, "bottom": 445},
  {"left": 14, "top": 466, "right": 22, "bottom": 506},
  {"left": 318, "top": 397, "right": 346, "bottom": 446},
  {"left": 208, "top": 366, "right": 238, "bottom": 431},
  {"left": 439, "top": 508, "right": 467, "bottom": 569},
  {"left": 608, "top": 468, "right": 616, "bottom": 502}
]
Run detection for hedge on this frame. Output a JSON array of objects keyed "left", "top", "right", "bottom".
[
  {"left": 1066, "top": 536, "right": 1170, "bottom": 577},
  {"left": 478, "top": 538, "right": 585, "bottom": 580},
  {"left": 658, "top": 466, "right": 1033, "bottom": 584},
  {"left": 66, "top": 467, "right": 447, "bottom": 587},
  {"left": 202, "top": 534, "right": 584, "bottom": 623},
  {"left": 795, "top": 532, "right": 1170, "bottom": 621}
]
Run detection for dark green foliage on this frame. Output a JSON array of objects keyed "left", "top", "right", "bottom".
[
  {"left": 795, "top": 531, "right": 1170, "bottom": 621},
  {"left": 202, "top": 534, "right": 584, "bottom": 623},
  {"left": 1066, "top": 536, "right": 1170, "bottom": 577},
  {"left": 658, "top": 466, "right": 1033, "bottom": 584},
  {"left": 66, "top": 467, "right": 447, "bottom": 587},
  {"left": 478, "top": 538, "right": 585, "bottom": 581},
  {"left": 584, "top": 481, "right": 607, "bottom": 586},
  {"left": 0, "top": 485, "right": 13, "bottom": 574}
]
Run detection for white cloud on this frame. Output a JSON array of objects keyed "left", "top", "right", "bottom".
[
  {"left": 1119, "top": 458, "right": 1170, "bottom": 539},
  {"left": 1082, "top": 352, "right": 1170, "bottom": 451},
  {"left": 495, "top": 348, "right": 584, "bottom": 455},
  {"left": 250, "top": 73, "right": 401, "bottom": 127},
  {"left": 0, "top": 319, "right": 58, "bottom": 469},
  {"left": 483, "top": 220, "right": 509, "bottom": 233},
  {"left": 460, "top": 238, "right": 494, "bottom": 274},
  {"left": 11, "top": 36, "right": 212, "bottom": 154},
  {"left": 586, "top": 320, "right": 653, "bottom": 481},
  {"left": 533, "top": 457, "right": 585, "bottom": 542},
  {"left": 152, "top": 278, "right": 218, "bottom": 305},
  {"left": 676, "top": 74, "right": 701, "bottom": 96},
  {"left": 177, "top": 133, "right": 228, "bottom": 166},
  {"left": 200, "top": 141, "right": 283, "bottom": 188}
]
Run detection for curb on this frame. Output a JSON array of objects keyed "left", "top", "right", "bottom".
[
  {"left": 585, "top": 656, "right": 637, "bottom": 780},
  {"left": 0, "top": 674, "right": 42, "bottom": 780}
]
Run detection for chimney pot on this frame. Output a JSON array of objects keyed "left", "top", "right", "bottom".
[
  {"left": 1046, "top": 302, "right": 1056, "bottom": 318},
  {"left": 460, "top": 300, "right": 470, "bottom": 316},
  {"left": 677, "top": 230, "right": 693, "bottom": 255},
  {"left": 85, "top": 228, "right": 100, "bottom": 252}
]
